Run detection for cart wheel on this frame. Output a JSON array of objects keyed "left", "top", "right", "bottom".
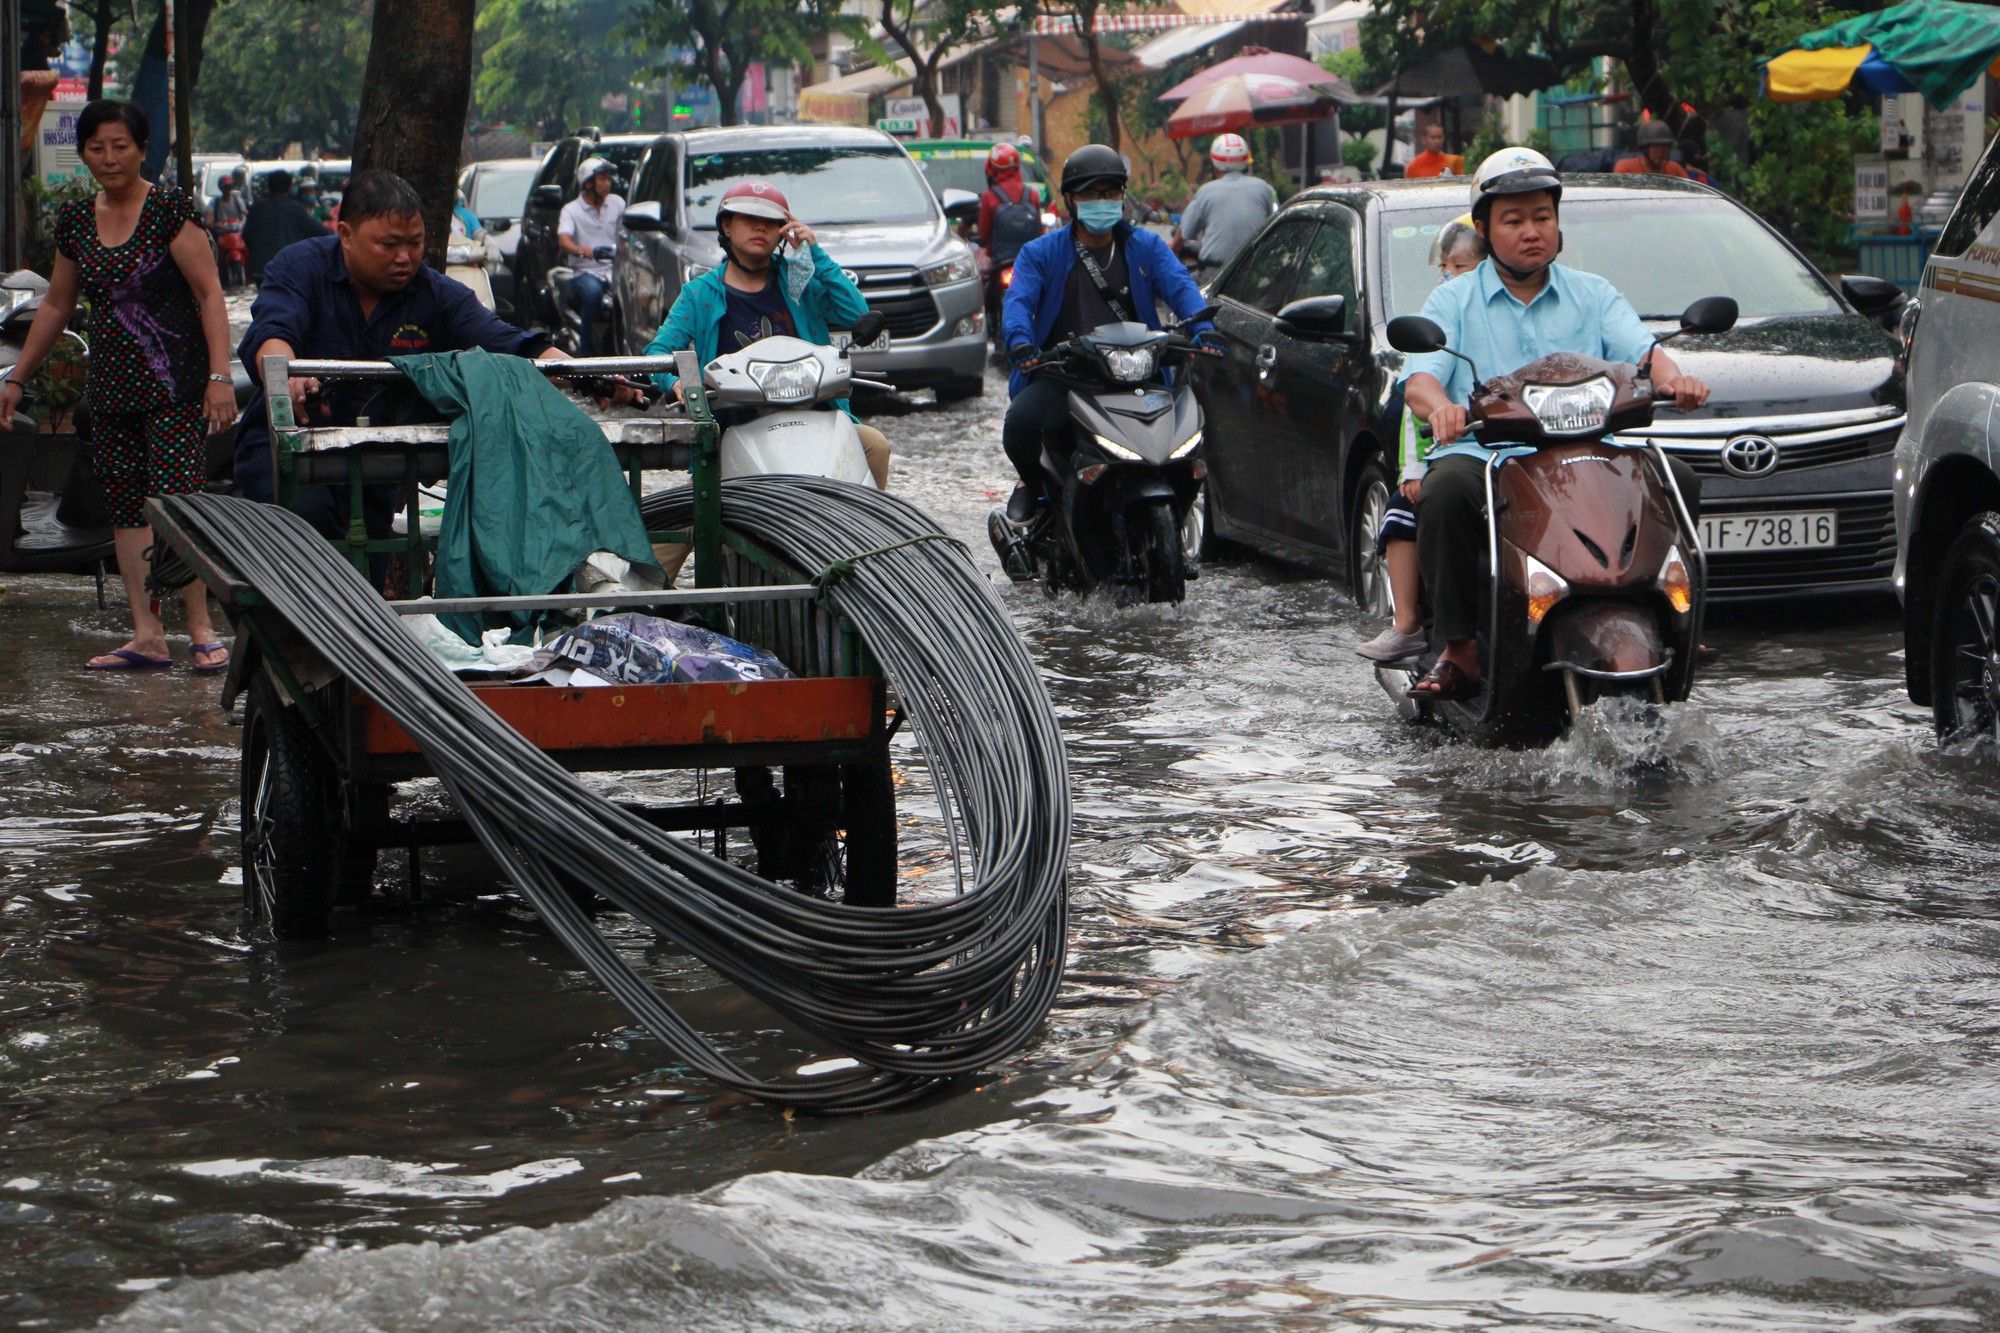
[
  {"left": 836, "top": 759, "right": 898, "bottom": 908},
  {"left": 240, "top": 675, "right": 337, "bottom": 940},
  {"left": 742, "top": 763, "right": 898, "bottom": 905}
]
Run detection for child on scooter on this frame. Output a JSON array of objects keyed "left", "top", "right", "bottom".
[{"left": 1357, "top": 217, "right": 1487, "bottom": 662}]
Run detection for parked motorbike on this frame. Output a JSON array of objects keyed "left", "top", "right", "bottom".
[
  {"left": 446, "top": 237, "right": 502, "bottom": 313},
  {"left": 987, "top": 311, "right": 1221, "bottom": 605},
  {"left": 1375, "top": 296, "right": 1737, "bottom": 745}
]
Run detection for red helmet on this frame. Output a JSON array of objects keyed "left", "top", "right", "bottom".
[
  {"left": 716, "top": 179, "right": 790, "bottom": 223},
  {"left": 985, "top": 142, "right": 1022, "bottom": 182}
]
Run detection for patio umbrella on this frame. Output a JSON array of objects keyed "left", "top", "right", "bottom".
[
  {"left": 1165, "top": 72, "right": 1336, "bottom": 139},
  {"left": 1159, "top": 46, "right": 1360, "bottom": 102},
  {"left": 1763, "top": 0, "right": 2000, "bottom": 108}
]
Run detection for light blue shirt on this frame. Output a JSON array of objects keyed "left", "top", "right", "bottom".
[{"left": 1401, "top": 259, "right": 1655, "bottom": 463}]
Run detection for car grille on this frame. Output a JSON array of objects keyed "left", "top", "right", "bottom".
[
  {"left": 1702, "top": 492, "right": 1896, "bottom": 596},
  {"left": 847, "top": 266, "right": 940, "bottom": 339},
  {"left": 1662, "top": 425, "right": 1899, "bottom": 476},
  {"left": 1620, "top": 405, "right": 1905, "bottom": 479}
]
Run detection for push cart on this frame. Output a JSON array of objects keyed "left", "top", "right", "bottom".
[{"left": 146, "top": 352, "right": 898, "bottom": 939}]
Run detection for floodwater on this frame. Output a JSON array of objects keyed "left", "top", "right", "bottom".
[{"left": 4, "top": 372, "right": 1999, "bottom": 1331}]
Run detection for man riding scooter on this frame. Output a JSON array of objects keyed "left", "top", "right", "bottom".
[
  {"left": 556, "top": 156, "right": 625, "bottom": 354},
  {"left": 1400, "top": 147, "right": 1710, "bottom": 702},
  {"left": 1171, "top": 133, "right": 1275, "bottom": 286},
  {"left": 977, "top": 143, "right": 1045, "bottom": 343},
  {"left": 998, "top": 144, "right": 1217, "bottom": 541},
  {"left": 644, "top": 178, "right": 890, "bottom": 497}
]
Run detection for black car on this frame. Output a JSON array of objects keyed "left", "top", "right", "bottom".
[
  {"left": 515, "top": 133, "right": 652, "bottom": 328},
  {"left": 1195, "top": 175, "right": 1906, "bottom": 606}
]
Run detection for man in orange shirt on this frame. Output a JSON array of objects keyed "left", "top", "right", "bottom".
[
  {"left": 1404, "top": 122, "right": 1464, "bottom": 178},
  {"left": 1614, "top": 120, "right": 1690, "bottom": 177}
]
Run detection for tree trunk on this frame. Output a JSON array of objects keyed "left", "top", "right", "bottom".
[
  {"left": 1623, "top": 0, "right": 1705, "bottom": 154},
  {"left": 351, "top": 0, "right": 475, "bottom": 267},
  {"left": 880, "top": 0, "right": 946, "bottom": 136},
  {"left": 88, "top": 0, "right": 114, "bottom": 102},
  {"left": 1079, "top": 2, "right": 1121, "bottom": 153}
]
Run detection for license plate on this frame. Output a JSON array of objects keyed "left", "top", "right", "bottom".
[
  {"left": 1699, "top": 510, "right": 1837, "bottom": 553},
  {"left": 830, "top": 330, "right": 890, "bottom": 352}
]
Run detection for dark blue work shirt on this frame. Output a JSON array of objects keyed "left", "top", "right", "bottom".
[{"left": 233, "top": 234, "right": 550, "bottom": 501}]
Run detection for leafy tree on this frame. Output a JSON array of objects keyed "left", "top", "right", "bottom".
[
  {"left": 878, "top": 0, "right": 1003, "bottom": 139},
  {"left": 186, "top": 0, "right": 373, "bottom": 155},
  {"left": 624, "top": 0, "right": 861, "bottom": 127},
  {"left": 475, "top": 0, "right": 647, "bottom": 133},
  {"left": 1060, "top": 0, "right": 1141, "bottom": 152}
]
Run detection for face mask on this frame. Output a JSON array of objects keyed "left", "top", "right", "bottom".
[{"left": 1075, "top": 200, "right": 1123, "bottom": 234}]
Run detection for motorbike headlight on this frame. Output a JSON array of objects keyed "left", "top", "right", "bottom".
[
  {"left": 445, "top": 243, "right": 477, "bottom": 265},
  {"left": 1657, "top": 544, "right": 1693, "bottom": 615},
  {"left": 1524, "top": 553, "right": 1570, "bottom": 624},
  {"left": 1168, "top": 430, "right": 1203, "bottom": 460},
  {"left": 1091, "top": 431, "right": 1143, "bottom": 462},
  {"left": 745, "top": 356, "right": 823, "bottom": 405},
  {"left": 1520, "top": 376, "right": 1616, "bottom": 436},
  {"left": 0, "top": 287, "right": 36, "bottom": 326},
  {"left": 1101, "top": 346, "right": 1157, "bottom": 383},
  {"left": 921, "top": 250, "right": 977, "bottom": 287}
]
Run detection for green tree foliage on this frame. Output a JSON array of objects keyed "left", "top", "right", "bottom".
[
  {"left": 624, "top": 0, "right": 862, "bottom": 127},
  {"left": 475, "top": 0, "right": 648, "bottom": 134},
  {"left": 191, "top": 0, "right": 373, "bottom": 156}
]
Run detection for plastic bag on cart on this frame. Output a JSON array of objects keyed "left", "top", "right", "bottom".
[
  {"left": 534, "top": 612, "right": 794, "bottom": 686},
  {"left": 401, "top": 609, "right": 541, "bottom": 674}
]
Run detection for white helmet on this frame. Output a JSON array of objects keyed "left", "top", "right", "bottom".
[
  {"left": 1210, "top": 133, "right": 1251, "bottom": 172},
  {"left": 1469, "top": 146, "right": 1560, "bottom": 221},
  {"left": 576, "top": 156, "right": 615, "bottom": 189}
]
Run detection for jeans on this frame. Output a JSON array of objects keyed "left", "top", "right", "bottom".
[{"left": 569, "top": 270, "right": 609, "bottom": 352}]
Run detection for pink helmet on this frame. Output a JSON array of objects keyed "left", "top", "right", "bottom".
[
  {"left": 1210, "top": 133, "right": 1251, "bottom": 171},
  {"left": 717, "top": 179, "right": 790, "bottom": 223}
]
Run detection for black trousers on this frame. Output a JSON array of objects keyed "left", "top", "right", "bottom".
[
  {"left": 1416, "top": 451, "right": 1703, "bottom": 642},
  {"left": 1002, "top": 376, "right": 1075, "bottom": 492}
]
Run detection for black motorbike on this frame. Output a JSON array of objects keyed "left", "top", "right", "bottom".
[{"left": 988, "top": 312, "right": 1220, "bottom": 605}]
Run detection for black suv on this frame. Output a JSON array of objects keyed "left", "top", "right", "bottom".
[
  {"left": 515, "top": 132, "right": 653, "bottom": 328},
  {"left": 1194, "top": 176, "right": 1906, "bottom": 608}
]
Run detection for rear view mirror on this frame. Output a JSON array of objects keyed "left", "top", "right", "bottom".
[
  {"left": 939, "top": 188, "right": 981, "bottom": 224},
  {"left": 1386, "top": 315, "right": 1447, "bottom": 354},
  {"left": 1274, "top": 295, "right": 1351, "bottom": 342},
  {"left": 532, "top": 183, "right": 563, "bottom": 208},
  {"left": 623, "top": 200, "right": 665, "bottom": 233},
  {"left": 1839, "top": 273, "right": 1902, "bottom": 314},
  {"left": 1679, "top": 296, "right": 1738, "bottom": 336},
  {"left": 841, "top": 310, "right": 888, "bottom": 356}
]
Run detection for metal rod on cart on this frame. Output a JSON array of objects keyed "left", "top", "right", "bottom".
[
  {"left": 285, "top": 356, "right": 686, "bottom": 379},
  {"left": 388, "top": 585, "right": 824, "bottom": 616}
]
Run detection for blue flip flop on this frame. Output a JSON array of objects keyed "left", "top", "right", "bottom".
[
  {"left": 190, "top": 641, "right": 230, "bottom": 675},
  {"left": 86, "top": 648, "right": 173, "bottom": 671}
]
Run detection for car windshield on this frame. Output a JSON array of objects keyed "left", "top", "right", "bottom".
[
  {"left": 912, "top": 149, "right": 1046, "bottom": 200},
  {"left": 685, "top": 147, "right": 936, "bottom": 229},
  {"left": 469, "top": 165, "right": 536, "bottom": 218},
  {"left": 1383, "top": 195, "right": 1840, "bottom": 321}
]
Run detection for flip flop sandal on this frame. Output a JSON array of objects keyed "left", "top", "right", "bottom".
[
  {"left": 86, "top": 648, "right": 173, "bottom": 672},
  {"left": 1406, "top": 657, "right": 1481, "bottom": 702},
  {"left": 190, "top": 641, "right": 231, "bottom": 675}
]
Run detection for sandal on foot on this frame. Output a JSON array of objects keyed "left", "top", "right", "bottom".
[
  {"left": 86, "top": 648, "right": 173, "bottom": 672},
  {"left": 1406, "top": 657, "right": 1481, "bottom": 702},
  {"left": 191, "top": 641, "right": 231, "bottom": 675}
]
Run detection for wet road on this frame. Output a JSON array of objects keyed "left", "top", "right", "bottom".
[{"left": 4, "top": 372, "right": 1999, "bottom": 1330}]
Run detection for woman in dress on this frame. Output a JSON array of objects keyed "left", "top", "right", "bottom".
[{"left": 0, "top": 99, "right": 237, "bottom": 672}]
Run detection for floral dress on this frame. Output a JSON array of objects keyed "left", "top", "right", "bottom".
[{"left": 53, "top": 186, "right": 212, "bottom": 527}]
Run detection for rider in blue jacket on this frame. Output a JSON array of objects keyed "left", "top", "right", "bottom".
[{"left": 1000, "top": 144, "right": 1215, "bottom": 522}]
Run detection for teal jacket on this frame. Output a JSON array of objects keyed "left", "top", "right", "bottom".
[{"left": 643, "top": 243, "right": 870, "bottom": 406}]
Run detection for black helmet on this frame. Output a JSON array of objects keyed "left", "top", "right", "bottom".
[
  {"left": 1636, "top": 119, "right": 1676, "bottom": 148},
  {"left": 1061, "top": 143, "right": 1128, "bottom": 196}
]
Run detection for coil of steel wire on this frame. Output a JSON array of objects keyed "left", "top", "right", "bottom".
[{"left": 158, "top": 481, "right": 1070, "bottom": 1113}]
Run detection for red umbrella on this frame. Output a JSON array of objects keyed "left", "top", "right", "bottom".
[
  {"left": 1164, "top": 72, "right": 1336, "bottom": 139},
  {"left": 1159, "top": 46, "right": 1359, "bottom": 101}
]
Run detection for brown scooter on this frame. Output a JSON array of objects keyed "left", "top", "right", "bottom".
[{"left": 1379, "top": 296, "right": 1737, "bottom": 746}]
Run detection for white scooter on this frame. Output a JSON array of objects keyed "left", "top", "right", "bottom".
[{"left": 699, "top": 310, "right": 892, "bottom": 486}]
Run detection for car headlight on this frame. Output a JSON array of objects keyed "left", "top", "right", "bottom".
[
  {"left": 921, "top": 249, "right": 977, "bottom": 287},
  {"left": 1657, "top": 544, "right": 1693, "bottom": 614},
  {"left": 745, "top": 356, "right": 823, "bottom": 404},
  {"left": 1521, "top": 375, "right": 1615, "bottom": 436},
  {"left": 1168, "top": 429, "right": 1203, "bottom": 460},
  {"left": 1524, "top": 552, "right": 1569, "bottom": 624},
  {"left": 1101, "top": 346, "right": 1156, "bottom": 383},
  {"left": 1091, "top": 431, "right": 1143, "bottom": 462}
]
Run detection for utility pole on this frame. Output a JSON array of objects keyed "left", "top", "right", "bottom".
[
  {"left": 1025, "top": 12, "right": 1043, "bottom": 159},
  {"left": 3, "top": 0, "right": 24, "bottom": 271},
  {"left": 171, "top": 0, "right": 194, "bottom": 192}
]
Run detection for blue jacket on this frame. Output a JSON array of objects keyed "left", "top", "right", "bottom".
[
  {"left": 644, "top": 243, "right": 869, "bottom": 403},
  {"left": 1001, "top": 222, "right": 1213, "bottom": 397}
]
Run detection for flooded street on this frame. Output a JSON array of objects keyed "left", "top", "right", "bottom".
[{"left": 5, "top": 374, "right": 2000, "bottom": 1330}]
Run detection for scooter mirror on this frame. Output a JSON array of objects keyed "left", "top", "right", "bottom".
[
  {"left": 939, "top": 188, "right": 982, "bottom": 224},
  {"left": 1386, "top": 315, "right": 1448, "bottom": 355},
  {"left": 845, "top": 310, "right": 888, "bottom": 353},
  {"left": 1679, "top": 296, "right": 1738, "bottom": 336}
]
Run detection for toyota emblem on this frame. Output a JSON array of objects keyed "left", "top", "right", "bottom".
[
  {"left": 841, "top": 268, "right": 860, "bottom": 286},
  {"left": 1720, "top": 434, "right": 1781, "bottom": 478}
]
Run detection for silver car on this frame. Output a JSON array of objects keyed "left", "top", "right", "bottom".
[
  {"left": 613, "top": 124, "right": 986, "bottom": 402},
  {"left": 458, "top": 156, "right": 542, "bottom": 310}
]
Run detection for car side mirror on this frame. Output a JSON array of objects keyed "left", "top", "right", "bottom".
[
  {"left": 1679, "top": 296, "right": 1738, "bottom": 335},
  {"left": 1273, "top": 295, "right": 1352, "bottom": 343},
  {"left": 846, "top": 311, "right": 888, "bottom": 352},
  {"left": 624, "top": 201, "right": 665, "bottom": 233},
  {"left": 1386, "top": 315, "right": 1447, "bottom": 354},
  {"left": 939, "top": 188, "right": 980, "bottom": 224},
  {"left": 532, "top": 184, "right": 563, "bottom": 208},
  {"left": 486, "top": 217, "right": 511, "bottom": 234},
  {"left": 1840, "top": 273, "right": 1902, "bottom": 314}
]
